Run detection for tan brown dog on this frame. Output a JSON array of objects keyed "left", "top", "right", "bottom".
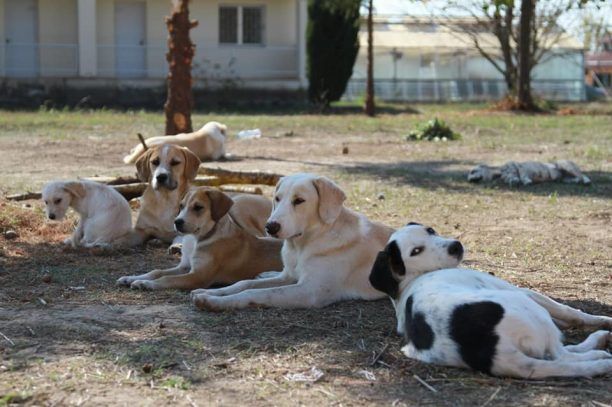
[
  {"left": 123, "top": 121, "right": 227, "bottom": 164},
  {"left": 117, "top": 187, "right": 282, "bottom": 290},
  {"left": 129, "top": 144, "right": 201, "bottom": 246}
]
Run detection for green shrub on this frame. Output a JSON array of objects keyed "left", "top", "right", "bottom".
[
  {"left": 307, "top": 0, "right": 361, "bottom": 108},
  {"left": 407, "top": 118, "right": 461, "bottom": 141}
]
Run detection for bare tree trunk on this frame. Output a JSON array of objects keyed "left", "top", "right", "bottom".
[
  {"left": 364, "top": 0, "right": 375, "bottom": 117},
  {"left": 518, "top": 0, "right": 535, "bottom": 110},
  {"left": 494, "top": 5, "right": 516, "bottom": 93},
  {"left": 164, "top": 0, "right": 198, "bottom": 135}
]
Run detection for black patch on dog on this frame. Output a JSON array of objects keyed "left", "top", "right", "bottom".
[
  {"left": 449, "top": 301, "right": 505, "bottom": 374},
  {"left": 406, "top": 222, "right": 422, "bottom": 226},
  {"left": 404, "top": 296, "right": 435, "bottom": 350},
  {"left": 386, "top": 240, "right": 406, "bottom": 276},
  {"left": 369, "top": 251, "right": 399, "bottom": 298}
]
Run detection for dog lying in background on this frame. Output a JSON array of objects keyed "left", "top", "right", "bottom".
[
  {"left": 117, "top": 187, "right": 281, "bottom": 290},
  {"left": 370, "top": 223, "right": 612, "bottom": 378},
  {"left": 468, "top": 160, "right": 591, "bottom": 186},
  {"left": 42, "top": 180, "right": 132, "bottom": 247},
  {"left": 191, "top": 173, "right": 394, "bottom": 311},
  {"left": 123, "top": 121, "right": 227, "bottom": 164},
  {"left": 129, "top": 144, "right": 201, "bottom": 246}
]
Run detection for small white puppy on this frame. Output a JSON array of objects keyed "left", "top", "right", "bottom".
[
  {"left": 42, "top": 180, "right": 133, "bottom": 247},
  {"left": 123, "top": 121, "right": 227, "bottom": 164}
]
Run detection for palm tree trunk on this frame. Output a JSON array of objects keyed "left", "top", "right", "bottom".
[{"left": 164, "top": 0, "right": 198, "bottom": 135}]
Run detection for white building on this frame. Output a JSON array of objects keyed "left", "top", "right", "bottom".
[
  {"left": 347, "top": 16, "right": 586, "bottom": 102},
  {"left": 0, "top": 0, "right": 307, "bottom": 89}
]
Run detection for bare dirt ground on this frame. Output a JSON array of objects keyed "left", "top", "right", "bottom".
[{"left": 0, "top": 105, "right": 611, "bottom": 406}]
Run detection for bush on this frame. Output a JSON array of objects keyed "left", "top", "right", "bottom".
[
  {"left": 307, "top": 0, "right": 361, "bottom": 108},
  {"left": 407, "top": 118, "right": 461, "bottom": 141}
]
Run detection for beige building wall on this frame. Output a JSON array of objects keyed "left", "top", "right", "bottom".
[
  {"left": 94, "top": 0, "right": 298, "bottom": 79},
  {"left": 38, "top": 0, "right": 78, "bottom": 76},
  {"left": 96, "top": 0, "right": 115, "bottom": 76}
]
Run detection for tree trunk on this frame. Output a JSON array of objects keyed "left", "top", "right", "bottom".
[
  {"left": 364, "top": 0, "right": 375, "bottom": 117},
  {"left": 164, "top": 0, "right": 198, "bottom": 135},
  {"left": 494, "top": 5, "right": 516, "bottom": 93},
  {"left": 517, "top": 0, "right": 536, "bottom": 110}
]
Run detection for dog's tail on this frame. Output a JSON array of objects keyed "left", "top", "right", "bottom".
[
  {"left": 123, "top": 143, "right": 147, "bottom": 164},
  {"left": 496, "top": 351, "right": 612, "bottom": 378}
]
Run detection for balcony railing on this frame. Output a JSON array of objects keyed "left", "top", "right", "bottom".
[{"left": 345, "top": 79, "right": 586, "bottom": 102}]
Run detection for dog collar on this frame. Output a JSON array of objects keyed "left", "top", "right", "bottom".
[{"left": 197, "top": 221, "right": 219, "bottom": 242}]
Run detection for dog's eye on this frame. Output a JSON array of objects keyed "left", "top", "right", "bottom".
[
  {"left": 54, "top": 198, "right": 62, "bottom": 204},
  {"left": 274, "top": 196, "right": 280, "bottom": 203},
  {"left": 426, "top": 227, "right": 436, "bottom": 235},
  {"left": 292, "top": 197, "right": 305, "bottom": 206},
  {"left": 170, "top": 159, "right": 181, "bottom": 166},
  {"left": 151, "top": 158, "right": 160, "bottom": 166},
  {"left": 193, "top": 204, "right": 204, "bottom": 212},
  {"left": 44, "top": 200, "right": 48, "bottom": 205},
  {"left": 410, "top": 246, "right": 424, "bottom": 256}
]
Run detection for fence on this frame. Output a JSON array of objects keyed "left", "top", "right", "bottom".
[{"left": 344, "top": 79, "right": 585, "bottom": 102}]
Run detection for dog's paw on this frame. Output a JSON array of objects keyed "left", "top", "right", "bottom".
[
  {"left": 168, "top": 243, "right": 182, "bottom": 256},
  {"left": 130, "top": 280, "right": 156, "bottom": 290},
  {"left": 116, "top": 276, "right": 138, "bottom": 286},
  {"left": 192, "top": 294, "right": 223, "bottom": 312}
]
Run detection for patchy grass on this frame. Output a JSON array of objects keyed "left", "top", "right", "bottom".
[{"left": 0, "top": 104, "right": 611, "bottom": 406}]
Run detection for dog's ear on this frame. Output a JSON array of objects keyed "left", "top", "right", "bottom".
[
  {"left": 135, "top": 149, "right": 154, "bottom": 182},
  {"left": 206, "top": 189, "right": 234, "bottom": 221},
  {"left": 181, "top": 147, "right": 201, "bottom": 182},
  {"left": 369, "top": 240, "right": 406, "bottom": 299},
  {"left": 63, "top": 182, "right": 86, "bottom": 199},
  {"left": 312, "top": 176, "right": 346, "bottom": 224}
]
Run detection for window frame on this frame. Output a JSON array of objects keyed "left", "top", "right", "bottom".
[{"left": 218, "top": 4, "right": 266, "bottom": 47}]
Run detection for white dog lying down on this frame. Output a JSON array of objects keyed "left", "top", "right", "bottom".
[
  {"left": 369, "top": 223, "right": 612, "bottom": 378},
  {"left": 123, "top": 121, "right": 227, "bottom": 164},
  {"left": 468, "top": 160, "right": 591, "bottom": 186},
  {"left": 191, "top": 173, "right": 394, "bottom": 311},
  {"left": 42, "top": 180, "right": 132, "bottom": 247}
]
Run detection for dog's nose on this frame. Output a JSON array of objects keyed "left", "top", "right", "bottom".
[
  {"left": 48, "top": 213, "right": 56, "bottom": 220},
  {"left": 156, "top": 173, "right": 168, "bottom": 183},
  {"left": 174, "top": 218, "right": 185, "bottom": 232},
  {"left": 265, "top": 221, "right": 281, "bottom": 237},
  {"left": 448, "top": 241, "right": 464, "bottom": 259}
]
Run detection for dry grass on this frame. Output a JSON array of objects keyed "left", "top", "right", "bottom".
[{"left": 0, "top": 104, "right": 611, "bottom": 406}]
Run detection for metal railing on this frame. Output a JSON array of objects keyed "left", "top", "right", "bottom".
[
  {"left": 344, "top": 79, "right": 586, "bottom": 102},
  {"left": 96, "top": 44, "right": 299, "bottom": 80},
  {"left": 0, "top": 42, "right": 78, "bottom": 77}
]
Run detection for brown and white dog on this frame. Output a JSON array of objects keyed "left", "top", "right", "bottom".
[
  {"left": 117, "top": 187, "right": 281, "bottom": 290},
  {"left": 129, "top": 144, "right": 201, "bottom": 246},
  {"left": 190, "top": 173, "right": 394, "bottom": 310},
  {"left": 123, "top": 121, "right": 227, "bottom": 164}
]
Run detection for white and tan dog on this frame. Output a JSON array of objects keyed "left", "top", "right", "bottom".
[
  {"left": 42, "top": 180, "right": 132, "bottom": 247},
  {"left": 117, "top": 187, "right": 282, "bottom": 290},
  {"left": 130, "top": 144, "right": 201, "bottom": 246},
  {"left": 123, "top": 121, "right": 227, "bottom": 164},
  {"left": 370, "top": 223, "right": 612, "bottom": 378},
  {"left": 191, "top": 173, "right": 394, "bottom": 310}
]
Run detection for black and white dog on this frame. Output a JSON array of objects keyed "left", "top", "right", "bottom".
[{"left": 369, "top": 223, "right": 612, "bottom": 378}]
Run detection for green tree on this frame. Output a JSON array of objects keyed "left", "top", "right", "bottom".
[{"left": 307, "top": 0, "right": 361, "bottom": 109}]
